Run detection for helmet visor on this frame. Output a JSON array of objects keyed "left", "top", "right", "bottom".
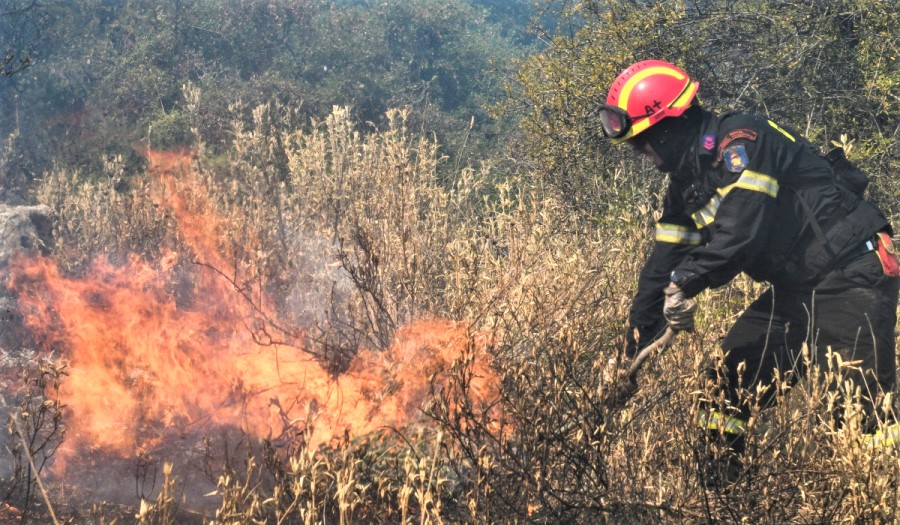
[{"left": 598, "top": 105, "right": 631, "bottom": 139}]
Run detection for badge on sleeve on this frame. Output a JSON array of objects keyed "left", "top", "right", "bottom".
[
  {"left": 715, "top": 128, "right": 757, "bottom": 163},
  {"left": 723, "top": 144, "right": 749, "bottom": 173}
]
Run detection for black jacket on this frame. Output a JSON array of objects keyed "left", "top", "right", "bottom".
[{"left": 628, "top": 110, "right": 889, "bottom": 348}]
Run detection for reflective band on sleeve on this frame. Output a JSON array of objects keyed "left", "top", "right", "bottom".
[
  {"left": 767, "top": 120, "right": 796, "bottom": 142},
  {"left": 696, "top": 409, "right": 746, "bottom": 435},
  {"left": 655, "top": 223, "right": 702, "bottom": 245},
  {"left": 863, "top": 422, "right": 900, "bottom": 449},
  {"left": 691, "top": 194, "right": 722, "bottom": 229},
  {"left": 732, "top": 170, "right": 779, "bottom": 198},
  {"left": 690, "top": 170, "right": 779, "bottom": 229}
]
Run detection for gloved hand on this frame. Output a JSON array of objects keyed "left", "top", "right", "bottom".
[{"left": 663, "top": 283, "right": 697, "bottom": 332}]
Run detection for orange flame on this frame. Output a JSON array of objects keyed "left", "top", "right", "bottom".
[
  {"left": 8, "top": 149, "right": 499, "bottom": 464},
  {"left": 0, "top": 502, "right": 21, "bottom": 521}
]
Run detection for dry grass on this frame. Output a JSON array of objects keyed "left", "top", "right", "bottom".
[{"left": 5, "top": 102, "right": 900, "bottom": 523}]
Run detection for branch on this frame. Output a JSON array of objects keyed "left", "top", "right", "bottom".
[
  {"left": 623, "top": 327, "right": 677, "bottom": 381},
  {"left": 0, "top": 54, "right": 32, "bottom": 78},
  {"left": 190, "top": 260, "right": 316, "bottom": 359},
  {"left": 10, "top": 413, "right": 60, "bottom": 525}
]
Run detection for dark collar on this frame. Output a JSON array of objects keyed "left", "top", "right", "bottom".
[{"left": 670, "top": 109, "right": 720, "bottom": 187}]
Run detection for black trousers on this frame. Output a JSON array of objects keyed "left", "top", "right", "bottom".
[{"left": 712, "top": 251, "right": 900, "bottom": 430}]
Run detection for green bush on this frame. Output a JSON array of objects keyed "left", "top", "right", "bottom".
[{"left": 148, "top": 111, "right": 194, "bottom": 150}]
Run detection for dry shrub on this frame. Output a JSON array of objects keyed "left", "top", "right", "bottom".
[
  {"left": 35, "top": 156, "right": 172, "bottom": 273},
  {"left": 1, "top": 359, "right": 66, "bottom": 522},
  {"left": 24, "top": 103, "right": 900, "bottom": 523}
]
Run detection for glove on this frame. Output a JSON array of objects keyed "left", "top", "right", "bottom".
[{"left": 663, "top": 283, "right": 697, "bottom": 332}]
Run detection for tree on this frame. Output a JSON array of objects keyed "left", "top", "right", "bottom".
[{"left": 1, "top": 0, "right": 532, "bottom": 190}]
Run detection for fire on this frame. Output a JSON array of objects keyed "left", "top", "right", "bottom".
[
  {"left": 8, "top": 149, "right": 499, "bottom": 464},
  {"left": 0, "top": 502, "right": 21, "bottom": 521}
]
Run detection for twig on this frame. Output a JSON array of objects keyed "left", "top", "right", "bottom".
[{"left": 10, "top": 413, "right": 61, "bottom": 525}]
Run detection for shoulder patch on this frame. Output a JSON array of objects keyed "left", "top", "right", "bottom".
[
  {"left": 716, "top": 129, "right": 758, "bottom": 162},
  {"left": 723, "top": 144, "right": 749, "bottom": 173}
]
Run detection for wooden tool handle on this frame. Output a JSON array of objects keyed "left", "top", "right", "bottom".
[{"left": 623, "top": 327, "right": 677, "bottom": 380}]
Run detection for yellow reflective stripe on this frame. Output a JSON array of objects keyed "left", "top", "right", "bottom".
[
  {"left": 670, "top": 80, "right": 698, "bottom": 110},
  {"left": 655, "top": 223, "right": 702, "bottom": 245},
  {"left": 863, "top": 422, "right": 900, "bottom": 449},
  {"left": 691, "top": 194, "right": 722, "bottom": 229},
  {"left": 733, "top": 170, "right": 779, "bottom": 198},
  {"left": 697, "top": 409, "right": 746, "bottom": 435},
  {"left": 629, "top": 118, "right": 651, "bottom": 137},
  {"left": 619, "top": 66, "right": 686, "bottom": 110},
  {"left": 690, "top": 171, "right": 779, "bottom": 229},
  {"left": 627, "top": 81, "right": 699, "bottom": 140},
  {"left": 767, "top": 120, "right": 796, "bottom": 142}
]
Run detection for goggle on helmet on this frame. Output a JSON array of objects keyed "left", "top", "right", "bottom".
[{"left": 599, "top": 60, "right": 700, "bottom": 145}]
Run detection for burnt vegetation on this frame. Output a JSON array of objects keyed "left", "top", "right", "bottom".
[{"left": 0, "top": 0, "right": 899, "bottom": 523}]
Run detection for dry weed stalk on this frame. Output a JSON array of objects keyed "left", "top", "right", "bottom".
[
  {"left": 9, "top": 414, "right": 60, "bottom": 525},
  {"left": 135, "top": 462, "right": 180, "bottom": 525},
  {"left": 209, "top": 455, "right": 267, "bottom": 525}
]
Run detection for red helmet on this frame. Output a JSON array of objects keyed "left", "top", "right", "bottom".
[{"left": 599, "top": 60, "right": 699, "bottom": 144}]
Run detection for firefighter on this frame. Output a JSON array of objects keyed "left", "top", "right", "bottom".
[{"left": 599, "top": 59, "right": 900, "bottom": 486}]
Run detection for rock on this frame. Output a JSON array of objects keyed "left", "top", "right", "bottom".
[{"left": 0, "top": 204, "right": 53, "bottom": 266}]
